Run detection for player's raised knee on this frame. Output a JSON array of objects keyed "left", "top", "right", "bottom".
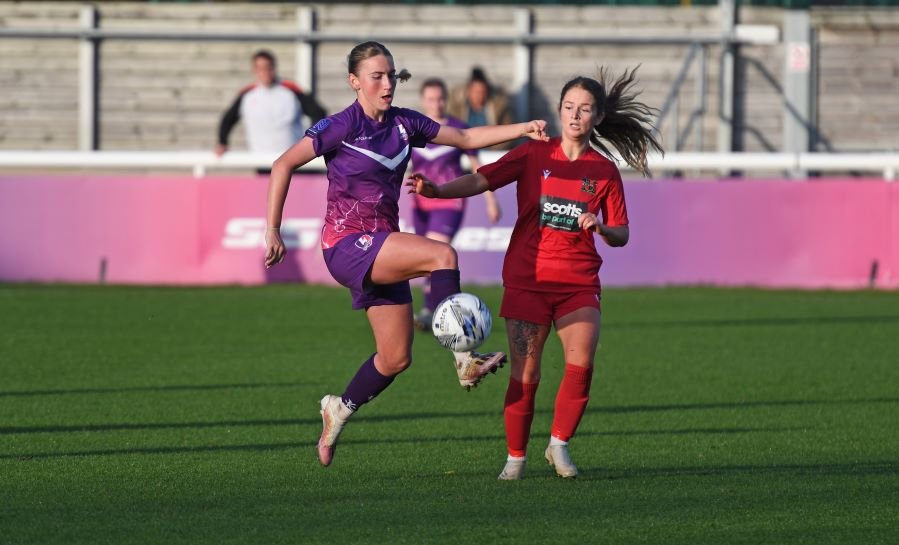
[{"left": 430, "top": 241, "right": 458, "bottom": 270}]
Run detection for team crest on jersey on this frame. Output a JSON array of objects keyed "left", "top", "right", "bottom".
[
  {"left": 355, "top": 234, "right": 374, "bottom": 251},
  {"left": 307, "top": 118, "right": 331, "bottom": 135},
  {"left": 581, "top": 177, "right": 597, "bottom": 194},
  {"left": 397, "top": 124, "right": 409, "bottom": 142}
]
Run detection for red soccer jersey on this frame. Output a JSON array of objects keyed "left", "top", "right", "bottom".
[{"left": 478, "top": 138, "right": 628, "bottom": 292}]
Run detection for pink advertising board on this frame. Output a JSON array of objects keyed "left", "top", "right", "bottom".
[{"left": 0, "top": 174, "right": 896, "bottom": 289}]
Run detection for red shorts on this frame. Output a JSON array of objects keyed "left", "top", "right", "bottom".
[{"left": 500, "top": 287, "right": 601, "bottom": 326}]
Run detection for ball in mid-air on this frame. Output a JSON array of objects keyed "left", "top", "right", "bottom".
[{"left": 431, "top": 293, "right": 493, "bottom": 353}]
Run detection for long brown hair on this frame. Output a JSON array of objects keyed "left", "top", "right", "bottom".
[
  {"left": 559, "top": 67, "right": 663, "bottom": 177},
  {"left": 347, "top": 41, "right": 411, "bottom": 83}
]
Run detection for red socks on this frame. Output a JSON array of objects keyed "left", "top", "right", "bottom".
[
  {"left": 504, "top": 364, "right": 594, "bottom": 456},
  {"left": 503, "top": 378, "right": 539, "bottom": 457},
  {"left": 551, "top": 364, "right": 594, "bottom": 442}
]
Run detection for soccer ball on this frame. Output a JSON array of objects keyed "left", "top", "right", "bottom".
[{"left": 431, "top": 293, "right": 493, "bottom": 353}]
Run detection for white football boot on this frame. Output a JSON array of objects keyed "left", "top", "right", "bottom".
[
  {"left": 453, "top": 351, "right": 507, "bottom": 390},
  {"left": 497, "top": 456, "right": 527, "bottom": 480},
  {"left": 544, "top": 444, "right": 578, "bottom": 478},
  {"left": 317, "top": 395, "right": 354, "bottom": 467}
]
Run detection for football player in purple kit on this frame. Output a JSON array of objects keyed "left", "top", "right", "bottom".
[
  {"left": 262, "top": 41, "right": 548, "bottom": 467},
  {"left": 410, "top": 77, "right": 502, "bottom": 331}
]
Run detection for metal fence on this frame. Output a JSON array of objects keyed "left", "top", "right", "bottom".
[{"left": 0, "top": 3, "right": 779, "bottom": 155}]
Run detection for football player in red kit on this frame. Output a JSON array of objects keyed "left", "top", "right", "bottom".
[{"left": 407, "top": 67, "right": 662, "bottom": 479}]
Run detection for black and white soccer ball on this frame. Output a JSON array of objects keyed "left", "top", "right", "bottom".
[{"left": 431, "top": 293, "right": 493, "bottom": 353}]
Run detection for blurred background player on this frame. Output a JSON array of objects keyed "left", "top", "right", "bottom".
[
  {"left": 215, "top": 50, "right": 327, "bottom": 172},
  {"left": 410, "top": 77, "right": 502, "bottom": 331},
  {"left": 408, "top": 67, "right": 662, "bottom": 480},
  {"left": 262, "top": 41, "right": 549, "bottom": 468},
  {"left": 448, "top": 66, "right": 516, "bottom": 150}
]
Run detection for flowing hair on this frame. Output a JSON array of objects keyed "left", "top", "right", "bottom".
[
  {"left": 347, "top": 41, "right": 411, "bottom": 83},
  {"left": 560, "top": 67, "right": 663, "bottom": 177}
]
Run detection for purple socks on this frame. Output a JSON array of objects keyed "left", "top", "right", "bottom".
[
  {"left": 429, "top": 268, "right": 461, "bottom": 310},
  {"left": 339, "top": 269, "right": 460, "bottom": 411},
  {"left": 340, "top": 353, "right": 395, "bottom": 411}
]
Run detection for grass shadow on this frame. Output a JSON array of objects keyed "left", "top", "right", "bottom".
[
  {"left": 0, "top": 382, "right": 311, "bottom": 398},
  {"left": 605, "top": 315, "right": 899, "bottom": 330},
  {"left": 596, "top": 460, "right": 899, "bottom": 480},
  {"left": 2, "top": 397, "right": 895, "bottom": 436},
  {"left": 4, "top": 426, "right": 803, "bottom": 460},
  {"left": 585, "top": 396, "right": 899, "bottom": 415},
  {"left": 427, "top": 460, "right": 899, "bottom": 481}
]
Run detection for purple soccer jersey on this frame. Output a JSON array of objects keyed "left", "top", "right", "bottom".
[
  {"left": 305, "top": 101, "right": 440, "bottom": 249},
  {"left": 410, "top": 116, "right": 475, "bottom": 212}
]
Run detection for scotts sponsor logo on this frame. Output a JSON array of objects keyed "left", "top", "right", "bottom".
[{"left": 539, "top": 195, "right": 585, "bottom": 232}]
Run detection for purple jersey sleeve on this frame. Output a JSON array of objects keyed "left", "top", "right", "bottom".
[{"left": 305, "top": 115, "right": 350, "bottom": 156}]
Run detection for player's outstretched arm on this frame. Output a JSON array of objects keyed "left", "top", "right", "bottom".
[
  {"left": 265, "top": 137, "right": 318, "bottom": 268},
  {"left": 432, "top": 120, "right": 548, "bottom": 150},
  {"left": 406, "top": 172, "right": 490, "bottom": 200}
]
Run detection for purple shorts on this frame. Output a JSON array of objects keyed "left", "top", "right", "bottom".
[
  {"left": 322, "top": 231, "right": 412, "bottom": 310},
  {"left": 413, "top": 208, "right": 465, "bottom": 239}
]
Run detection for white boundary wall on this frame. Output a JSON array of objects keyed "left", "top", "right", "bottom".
[{"left": 0, "top": 151, "right": 895, "bottom": 180}]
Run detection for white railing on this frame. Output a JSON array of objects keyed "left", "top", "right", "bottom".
[
  {"left": 0, "top": 151, "right": 323, "bottom": 178},
  {"left": 0, "top": 151, "right": 896, "bottom": 180},
  {"left": 647, "top": 152, "right": 899, "bottom": 180}
]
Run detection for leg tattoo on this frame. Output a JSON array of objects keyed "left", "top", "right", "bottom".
[{"left": 511, "top": 320, "right": 541, "bottom": 359}]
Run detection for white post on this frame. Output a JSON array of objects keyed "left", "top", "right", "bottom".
[
  {"left": 295, "top": 6, "right": 316, "bottom": 95},
  {"left": 783, "top": 8, "right": 811, "bottom": 178},
  {"left": 79, "top": 5, "right": 98, "bottom": 150},
  {"left": 717, "top": 0, "right": 737, "bottom": 157},
  {"left": 513, "top": 8, "right": 533, "bottom": 122}
]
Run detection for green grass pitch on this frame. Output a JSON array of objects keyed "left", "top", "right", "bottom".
[{"left": 1, "top": 284, "right": 897, "bottom": 544}]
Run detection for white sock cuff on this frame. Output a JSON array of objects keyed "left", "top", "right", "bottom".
[
  {"left": 507, "top": 454, "right": 526, "bottom": 462},
  {"left": 549, "top": 436, "right": 568, "bottom": 447}
]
